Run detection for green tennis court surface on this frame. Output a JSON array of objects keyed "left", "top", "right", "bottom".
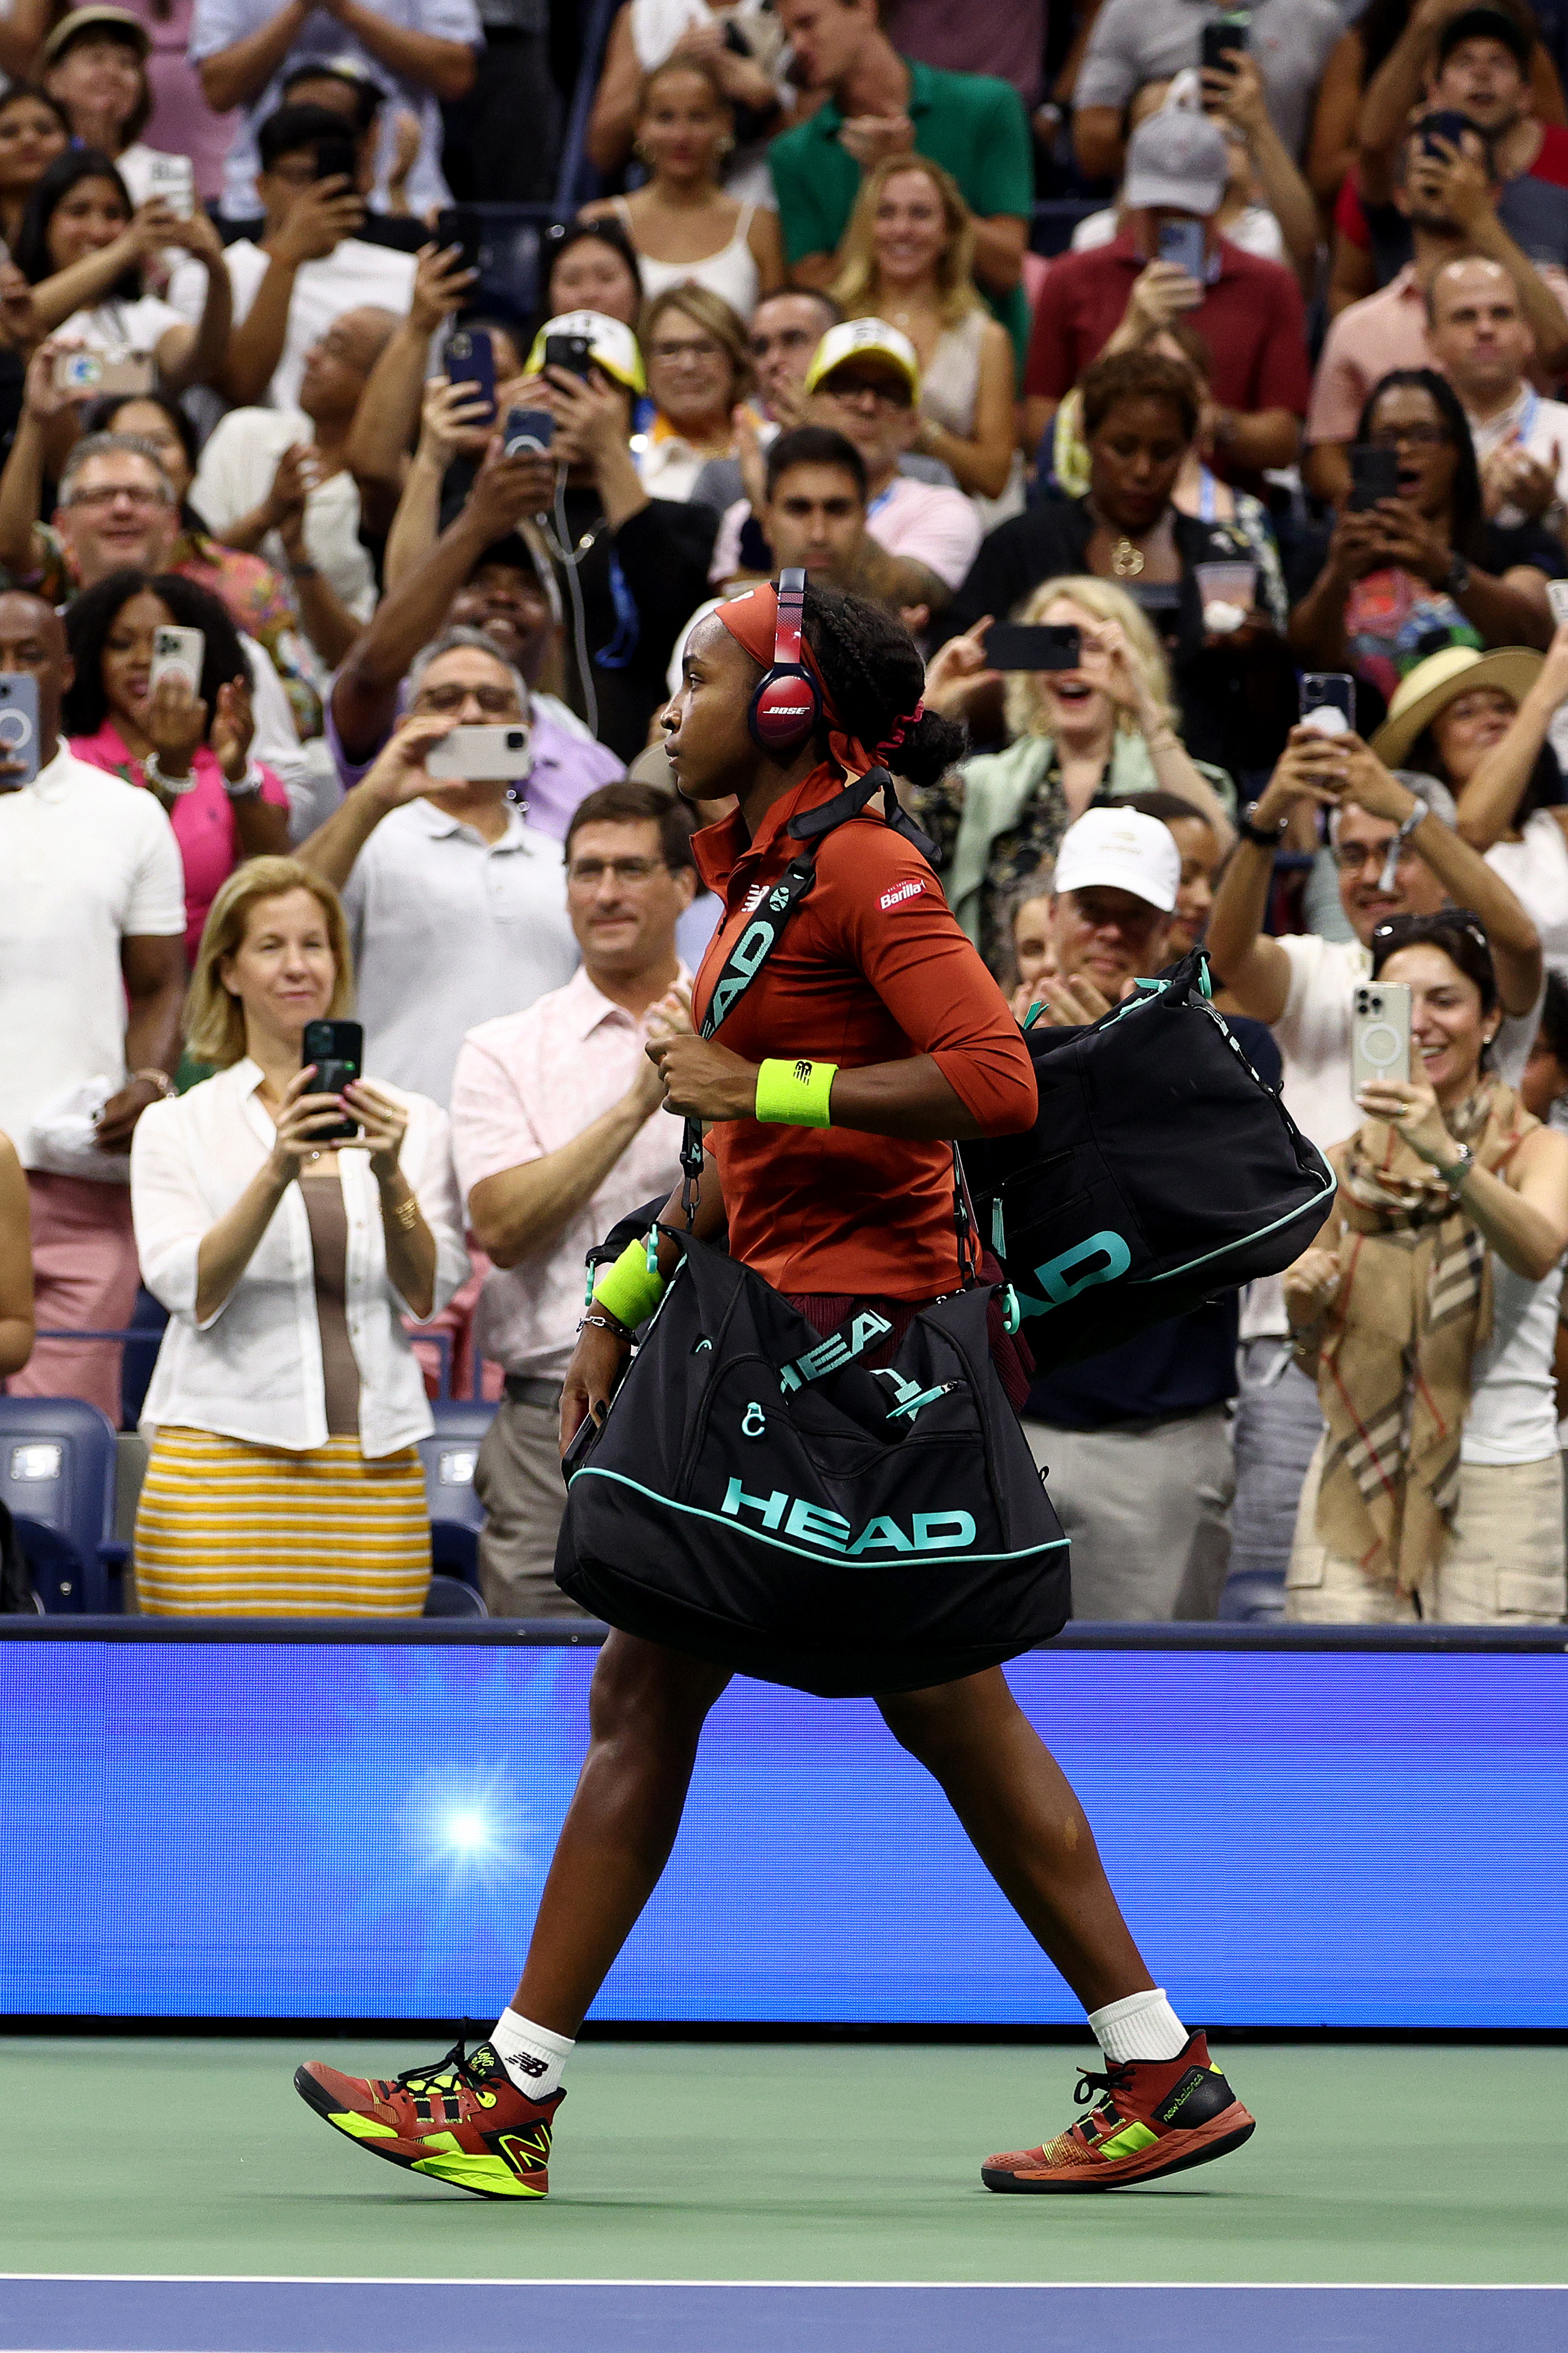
[{"left": 3, "top": 2036, "right": 1563, "bottom": 2286}]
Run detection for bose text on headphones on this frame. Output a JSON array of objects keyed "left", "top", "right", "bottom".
[{"left": 747, "top": 567, "right": 822, "bottom": 755}]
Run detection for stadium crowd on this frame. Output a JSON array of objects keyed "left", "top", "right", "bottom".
[{"left": 4, "top": 0, "right": 1568, "bottom": 1627}]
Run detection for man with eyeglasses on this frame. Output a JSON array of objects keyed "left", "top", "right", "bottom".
[
  {"left": 0, "top": 426, "right": 311, "bottom": 809},
  {"left": 296, "top": 626, "right": 579, "bottom": 1105},
  {"left": 1207, "top": 717, "right": 1543, "bottom": 1620},
  {"left": 448, "top": 781, "right": 694, "bottom": 1613}
]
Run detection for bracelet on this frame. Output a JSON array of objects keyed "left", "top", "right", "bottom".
[
  {"left": 1237, "top": 803, "right": 1287, "bottom": 849},
  {"left": 143, "top": 750, "right": 196, "bottom": 797},
  {"left": 131, "top": 1067, "right": 175, "bottom": 1099},
  {"left": 388, "top": 1192, "right": 422, "bottom": 1232},
  {"left": 222, "top": 760, "right": 265, "bottom": 801},
  {"left": 579, "top": 1310, "right": 633, "bottom": 1343},
  {"left": 594, "top": 1236, "right": 667, "bottom": 1329},
  {"left": 754, "top": 1056, "right": 837, "bottom": 1127},
  {"left": 1377, "top": 800, "right": 1425, "bottom": 892}
]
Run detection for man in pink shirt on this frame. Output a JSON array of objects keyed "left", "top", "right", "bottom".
[{"left": 448, "top": 782, "right": 696, "bottom": 1616}]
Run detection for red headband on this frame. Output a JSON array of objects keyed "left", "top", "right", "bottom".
[{"left": 715, "top": 582, "right": 924, "bottom": 773}]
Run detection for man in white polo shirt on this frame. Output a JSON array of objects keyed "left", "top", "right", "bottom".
[
  {"left": 0, "top": 591, "right": 185, "bottom": 1421},
  {"left": 295, "top": 626, "right": 578, "bottom": 1106},
  {"left": 449, "top": 781, "right": 694, "bottom": 1614}
]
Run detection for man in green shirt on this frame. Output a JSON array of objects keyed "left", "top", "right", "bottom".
[{"left": 771, "top": 0, "right": 1034, "bottom": 372}]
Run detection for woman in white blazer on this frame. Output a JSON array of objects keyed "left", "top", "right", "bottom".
[{"left": 130, "top": 855, "right": 470, "bottom": 1615}]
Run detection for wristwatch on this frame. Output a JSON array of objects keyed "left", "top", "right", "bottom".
[
  {"left": 1435, "top": 1142, "right": 1475, "bottom": 1193},
  {"left": 222, "top": 761, "right": 265, "bottom": 802},
  {"left": 1443, "top": 552, "right": 1472, "bottom": 599},
  {"left": 1237, "top": 802, "right": 1287, "bottom": 848}
]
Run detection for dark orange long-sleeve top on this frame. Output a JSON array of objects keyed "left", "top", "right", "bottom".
[{"left": 691, "top": 765, "right": 1038, "bottom": 1299}]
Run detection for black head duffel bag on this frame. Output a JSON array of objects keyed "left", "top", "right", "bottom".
[
  {"left": 961, "top": 949, "right": 1335, "bottom": 1373},
  {"left": 556, "top": 1230, "right": 1069, "bottom": 1698}
]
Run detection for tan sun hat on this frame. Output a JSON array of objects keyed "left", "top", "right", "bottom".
[
  {"left": 43, "top": 6, "right": 149, "bottom": 63},
  {"left": 1370, "top": 643, "right": 1543, "bottom": 768}
]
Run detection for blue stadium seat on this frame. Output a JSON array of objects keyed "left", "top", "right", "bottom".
[
  {"left": 424, "top": 1572, "right": 488, "bottom": 1618},
  {"left": 0, "top": 1396, "right": 123, "bottom": 1612},
  {"left": 418, "top": 1401, "right": 496, "bottom": 1588}
]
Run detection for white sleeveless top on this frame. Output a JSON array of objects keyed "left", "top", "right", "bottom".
[
  {"left": 613, "top": 196, "right": 760, "bottom": 320},
  {"left": 1462, "top": 1252, "right": 1564, "bottom": 1464},
  {"left": 918, "top": 310, "right": 987, "bottom": 440},
  {"left": 1486, "top": 808, "right": 1568, "bottom": 976}
]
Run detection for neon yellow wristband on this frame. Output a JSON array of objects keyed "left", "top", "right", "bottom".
[
  {"left": 593, "top": 1238, "right": 667, "bottom": 1329},
  {"left": 754, "top": 1056, "right": 838, "bottom": 1127}
]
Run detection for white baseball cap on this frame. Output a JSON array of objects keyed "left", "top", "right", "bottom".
[{"left": 1053, "top": 807, "right": 1180, "bottom": 914}]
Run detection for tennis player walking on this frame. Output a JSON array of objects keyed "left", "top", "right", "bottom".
[{"left": 296, "top": 579, "right": 1256, "bottom": 2200}]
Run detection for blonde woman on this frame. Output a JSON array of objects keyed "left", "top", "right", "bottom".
[
  {"left": 580, "top": 54, "right": 783, "bottom": 319},
  {"left": 831, "top": 154, "right": 1016, "bottom": 506},
  {"left": 634, "top": 282, "right": 755, "bottom": 502},
  {"left": 130, "top": 858, "right": 469, "bottom": 1617},
  {"left": 921, "top": 575, "right": 1236, "bottom": 973}
]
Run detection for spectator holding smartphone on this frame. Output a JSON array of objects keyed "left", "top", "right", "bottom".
[
  {"left": 129, "top": 856, "right": 469, "bottom": 1616},
  {"left": 1290, "top": 366, "right": 1560, "bottom": 705},
  {"left": 1283, "top": 911, "right": 1568, "bottom": 1624},
  {"left": 167, "top": 102, "right": 416, "bottom": 410},
  {"left": 63, "top": 566, "right": 292, "bottom": 960}
]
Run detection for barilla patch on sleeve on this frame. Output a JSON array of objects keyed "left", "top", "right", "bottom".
[{"left": 879, "top": 878, "right": 926, "bottom": 911}]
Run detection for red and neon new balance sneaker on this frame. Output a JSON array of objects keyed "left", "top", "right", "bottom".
[
  {"left": 982, "top": 2030, "right": 1254, "bottom": 2192},
  {"left": 294, "top": 2037, "right": 562, "bottom": 2199}
]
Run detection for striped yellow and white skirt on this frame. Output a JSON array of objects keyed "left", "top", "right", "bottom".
[{"left": 135, "top": 1427, "right": 432, "bottom": 1617}]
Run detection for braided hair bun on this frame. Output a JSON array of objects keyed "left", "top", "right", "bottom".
[{"left": 801, "top": 581, "right": 968, "bottom": 788}]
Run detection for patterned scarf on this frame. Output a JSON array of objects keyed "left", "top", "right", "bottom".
[{"left": 1314, "top": 1080, "right": 1535, "bottom": 1593}]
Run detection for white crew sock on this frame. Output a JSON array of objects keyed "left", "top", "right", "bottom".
[
  {"left": 490, "top": 2008, "right": 575, "bottom": 2097},
  {"left": 1087, "top": 1987, "right": 1189, "bottom": 2065}
]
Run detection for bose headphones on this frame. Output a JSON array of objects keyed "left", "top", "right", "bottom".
[{"left": 746, "top": 567, "right": 822, "bottom": 755}]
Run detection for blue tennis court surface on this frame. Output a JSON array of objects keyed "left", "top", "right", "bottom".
[{"left": 2, "top": 2278, "right": 1564, "bottom": 2353}]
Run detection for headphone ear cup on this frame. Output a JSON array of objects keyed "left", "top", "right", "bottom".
[{"left": 748, "top": 664, "right": 821, "bottom": 753}]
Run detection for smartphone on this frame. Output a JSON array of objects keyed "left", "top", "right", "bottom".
[
  {"left": 502, "top": 405, "right": 554, "bottom": 457},
  {"left": 1352, "top": 982, "right": 1413, "bottom": 1094},
  {"left": 543, "top": 331, "right": 596, "bottom": 381},
  {"left": 985, "top": 622, "right": 1082, "bottom": 670},
  {"left": 1349, "top": 443, "right": 1401, "bottom": 511},
  {"left": 1299, "top": 672, "right": 1356, "bottom": 735},
  {"left": 1157, "top": 217, "right": 1207, "bottom": 279},
  {"left": 149, "top": 625, "right": 204, "bottom": 699},
  {"left": 1548, "top": 579, "right": 1568, "bottom": 629},
  {"left": 1420, "top": 107, "right": 1474, "bottom": 159},
  {"left": 301, "top": 1018, "right": 362, "bottom": 1144},
  {"left": 314, "top": 132, "right": 359, "bottom": 187},
  {"left": 425, "top": 723, "right": 533, "bottom": 782},
  {"left": 446, "top": 326, "right": 496, "bottom": 422},
  {"left": 54, "top": 348, "right": 155, "bottom": 396},
  {"left": 435, "top": 204, "right": 485, "bottom": 279},
  {"left": 0, "top": 670, "right": 39, "bottom": 786},
  {"left": 1200, "top": 16, "right": 1247, "bottom": 75},
  {"left": 147, "top": 152, "right": 194, "bottom": 219}
]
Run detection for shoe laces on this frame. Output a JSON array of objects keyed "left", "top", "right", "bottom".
[
  {"left": 390, "top": 2036, "right": 499, "bottom": 2102},
  {"left": 1072, "top": 2060, "right": 1134, "bottom": 2110}
]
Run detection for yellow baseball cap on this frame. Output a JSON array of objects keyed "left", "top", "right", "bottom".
[{"left": 804, "top": 317, "right": 921, "bottom": 401}]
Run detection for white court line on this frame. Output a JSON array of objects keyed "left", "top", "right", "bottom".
[{"left": 2, "top": 2277, "right": 1565, "bottom": 2292}]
